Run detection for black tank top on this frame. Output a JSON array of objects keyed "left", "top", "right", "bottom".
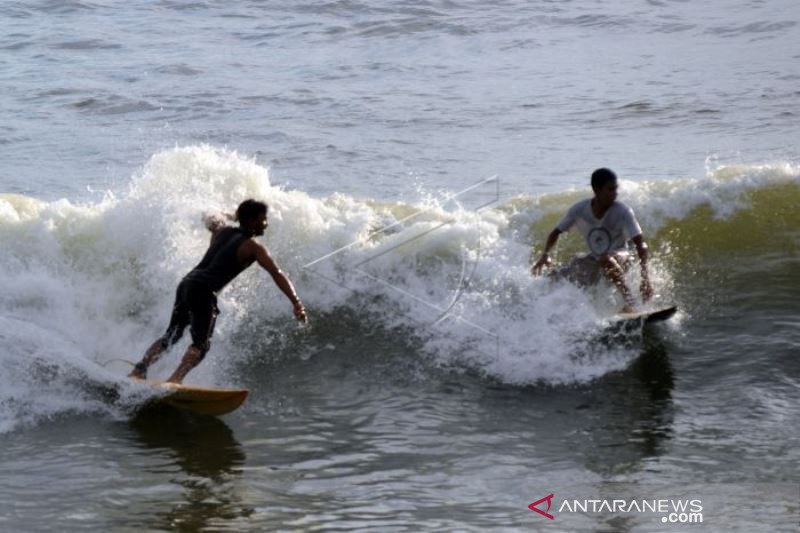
[{"left": 184, "top": 227, "right": 252, "bottom": 292}]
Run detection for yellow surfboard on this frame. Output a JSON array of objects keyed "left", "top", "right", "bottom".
[{"left": 131, "top": 378, "right": 248, "bottom": 416}]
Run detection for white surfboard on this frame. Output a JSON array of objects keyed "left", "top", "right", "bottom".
[{"left": 612, "top": 305, "right": 678, "bottom": 325}]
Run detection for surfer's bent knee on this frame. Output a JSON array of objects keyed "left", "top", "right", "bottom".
[
  {"left": 598, "top": 254, "right": 616, "bottom": 268},
  {"left": 189, "top": 342, "right": 210, "bottom": 360}
]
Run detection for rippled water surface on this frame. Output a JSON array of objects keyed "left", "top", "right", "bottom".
[{"left": 1, "top": 1, "right": 799, "bottom": 531}]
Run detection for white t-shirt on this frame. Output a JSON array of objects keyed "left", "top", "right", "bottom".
[{"left": 557, "top": 199, "right": 642, "bottom": 257}]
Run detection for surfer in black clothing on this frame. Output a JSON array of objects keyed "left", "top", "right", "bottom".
[{"left": 129, "top": 199, "right": 307, "bottom": 384}]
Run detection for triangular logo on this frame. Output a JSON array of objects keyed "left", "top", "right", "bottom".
[
  {"left": 302, "top": 176, "right": 500, "bottom": 335},
  {"left": 528, "top": 493, "right": 555, "bottom": 520}
]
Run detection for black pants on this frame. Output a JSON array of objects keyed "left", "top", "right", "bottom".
[{"left": 161, "top": 279, "right": 219, "bottom": 353}]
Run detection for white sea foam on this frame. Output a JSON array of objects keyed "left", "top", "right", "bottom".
[{"left": 0, "top": 145, "right": 797, "bottom": 432}]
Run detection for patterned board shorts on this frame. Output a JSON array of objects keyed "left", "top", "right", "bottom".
[{"left": 550, "top": 251, "right": 633, "bottom": 286}]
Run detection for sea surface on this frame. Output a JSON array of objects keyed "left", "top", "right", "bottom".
[{"left": 1, "top": 1, "right": 799, "bottom": 531}]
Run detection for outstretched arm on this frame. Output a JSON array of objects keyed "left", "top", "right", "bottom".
[
  {"left": 631, "top": 235, "right": 653, "bottom": 302},
  {"left": 531, "top": 228, "right": 563, "bottom": 276},
  {"left": 252, "top": 243, "right": 308, "bottom": 323}
]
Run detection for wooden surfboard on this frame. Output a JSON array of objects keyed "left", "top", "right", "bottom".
[{"left": 131, "top": 378, "right": 248, "bottom": 416}]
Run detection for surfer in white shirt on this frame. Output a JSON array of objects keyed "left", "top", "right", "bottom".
[{"left": 531, "top": 168, "right": 653, "bottom": 312}]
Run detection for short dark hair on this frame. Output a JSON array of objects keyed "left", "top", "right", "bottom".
[
  {"left": 235, "top": 199, "right": 268, "bottom": 224},
  {"left": 591, "top": 168, "right": 617, "bottom": 192}
]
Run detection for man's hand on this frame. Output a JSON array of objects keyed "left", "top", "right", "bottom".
[
  {"left": 250, "top": 242, "right": 307, "bottom": 323},
  {"left": 203, "top": 212, "right": 234, "bottom": 233},
  {"left": 293, "top": 301, "right": 308, "bottom": 324},
  {"left": 531, "top": 253, "right": 552, "bottom": 276},
  {"left": 532, "top": 229, "right": 562, "bottom": 276}
]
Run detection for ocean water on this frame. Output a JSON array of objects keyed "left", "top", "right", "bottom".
[{"left": 1, "top": 1, "right": 799, "bottom": 531}]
